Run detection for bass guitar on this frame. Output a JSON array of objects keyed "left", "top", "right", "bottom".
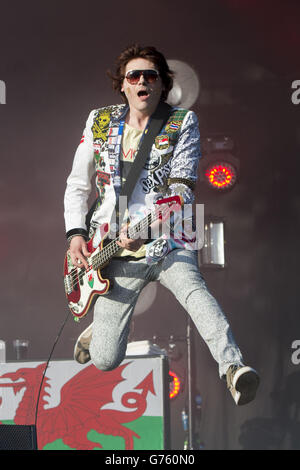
[{"left": 63, "top": 195, "right": 183, "bottom": 319}]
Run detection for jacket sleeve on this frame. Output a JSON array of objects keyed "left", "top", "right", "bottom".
[
  {"left": 167, "top": 110, "right": 201, "bottom": 204},
  {"left": 64, "top": 110, "right": 96, "bottom": 237}
]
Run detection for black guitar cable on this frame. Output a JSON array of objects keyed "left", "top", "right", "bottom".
[{"left": 34, "top": 308, "right": 72, "bottom": 448}]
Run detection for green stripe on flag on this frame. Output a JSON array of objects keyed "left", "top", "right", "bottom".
[{"left": 42, "top": 416, "right": 165, "bottom": 450}]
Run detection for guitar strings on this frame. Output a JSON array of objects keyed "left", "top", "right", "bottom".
[
  {"left": 66, "top": 204, "right": 171, "bottom": 289},
  {"left": 74, "top": 210, "right": 155, "bottom": 283},
  {"left": 66, "top": 203, "right": 175, "bottom": 288},
  {"left": 66, "top": 214, "right": 153, "bottom": 288}
]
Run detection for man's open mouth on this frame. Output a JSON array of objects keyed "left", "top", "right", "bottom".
[{"left": 137, "top": 90, "right": 150, "bottom": 100}]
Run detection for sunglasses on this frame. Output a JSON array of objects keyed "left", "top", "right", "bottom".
[{"left": 125, "top": 69, "right": 159, "bottom": 85}]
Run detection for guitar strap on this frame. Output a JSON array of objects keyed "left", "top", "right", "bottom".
[{"left": 86, "top": 101, "right": 172, "bottom": 233}]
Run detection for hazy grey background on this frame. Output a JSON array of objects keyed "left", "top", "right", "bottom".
[{"left": 1, "top": 0, "right": 300, "bottom": 450}]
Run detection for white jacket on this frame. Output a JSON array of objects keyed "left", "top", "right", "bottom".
[{"left": 64, "top": 104, "right": 201, "bottom": 261}]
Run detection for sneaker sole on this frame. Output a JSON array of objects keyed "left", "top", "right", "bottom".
[{"left": 232, "top": 366, "right": 260, "bottom": 406}]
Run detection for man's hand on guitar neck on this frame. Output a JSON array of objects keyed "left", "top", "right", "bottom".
[
  {"left": 115, "top": 214, "right": 164, "bottom": 252},
  {"left": 116, "top": 227, "right": 146, "bottom": 252},
  {"left": 69, "top": 236, "right": 91, "bottom": 270}
]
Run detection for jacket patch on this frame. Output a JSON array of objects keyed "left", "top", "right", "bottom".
[
  {"left": 144, "top": 149, "right": 161, "bottom": 171},
  {"left": 155, "top": 134, "right": 169, "bottom": 150},
  {"left": 165, "top": 121, "right": 181, "bottom": 133},
  {"left": 97, "top": 170, "right": 111, "bottom": 186},
  {"left": 94, "top": 150, "right": 105, "bottom": 169},
  {"left": 96, "top": 170, "right": 110, "bottom": 203},
  {"left": 140, "top": 161, "right": 171, "bottom": 194},
  {"left": 92, "top": 109, "right": 111, "bottom": 142}
]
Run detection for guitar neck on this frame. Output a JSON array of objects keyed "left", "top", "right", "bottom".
[{"left": 91, "top": 209, "right": 157, "bottom": 270}]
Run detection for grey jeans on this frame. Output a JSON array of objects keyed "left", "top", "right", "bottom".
[{"left": 90, "top": 249, "right": 244, "bottom": 378}]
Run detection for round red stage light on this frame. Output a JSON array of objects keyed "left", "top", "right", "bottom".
[
  {"left": 205, "top": 162, "right": 237, "bottom": 190},
  {"left": 169, "top": 370, "right": 181, "bottom": 399}
]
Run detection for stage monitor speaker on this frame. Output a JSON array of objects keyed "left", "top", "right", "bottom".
[{"left": 0, "top": 425, "right": 37, "bottom": 450}]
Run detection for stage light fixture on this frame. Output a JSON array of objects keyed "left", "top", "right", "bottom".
[
  {"left": 205, "top": 161, "right": 237, "bottom": 190},
  {"left": 200, "top": 135, "right": 240, "bottom": 191},
  {"left": 169, "top": 370, "right": 182, "bottom": 399}
]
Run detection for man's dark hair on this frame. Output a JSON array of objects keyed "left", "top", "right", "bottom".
[{"left": 108, "top": 44, "right": 174, "bottom": 102}]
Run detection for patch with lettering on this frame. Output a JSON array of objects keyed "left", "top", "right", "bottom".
[{"left": 140, "top": 161, "right": 171, "bottom": 194}]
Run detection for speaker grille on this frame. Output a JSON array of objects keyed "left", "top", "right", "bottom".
[{"left": 0, "top": 425, "right": 37, "bottom": 450}]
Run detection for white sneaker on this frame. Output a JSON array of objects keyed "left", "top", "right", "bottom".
[{"left": 74, "top": 323, "right": 93, "bottom": 364}]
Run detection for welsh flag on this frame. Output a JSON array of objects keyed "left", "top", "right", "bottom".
[{"left": 0, "top": 358, "right": 168, "bottom": 450}]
